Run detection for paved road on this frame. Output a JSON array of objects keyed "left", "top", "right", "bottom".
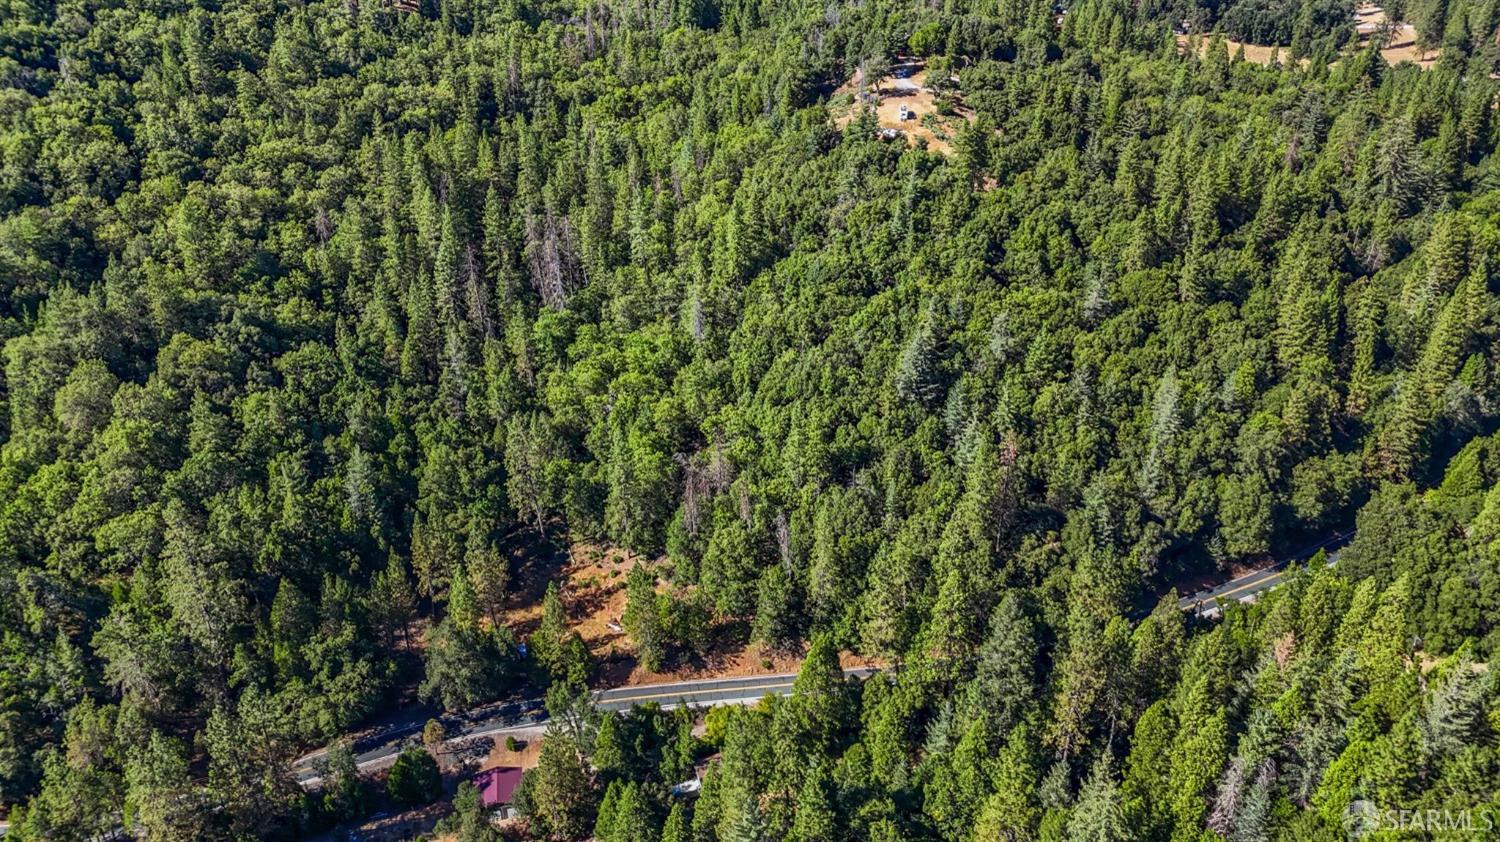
[
  {"left": 292, "top": 695, "right": 548, "bottom": 785},
  {"left": 1178, "top": 531, "right": 1352, "bottom": 618},
  {"left": 291, "top": 667, "right": 877, "bottom": 786},
  {"left": 595, "top": 667, "right": 877, "bottom": 712},
  {"left": 293, "top": 528, "right": 1355, "bottom": 786}
]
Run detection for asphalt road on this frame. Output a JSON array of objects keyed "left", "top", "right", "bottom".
[
  {"left": 291, "top": 697, "right": 547, "bottom": 785},
  {"left": 1177, "top": 531, "right": 1352, "bottom": 618},
  {"left": 293, "top": 532, "right": 1356, "bottom": 786},
  {"left": 595, "top": 667, "right": 877, "bottom": 712},
  {"left": 291, "top": 667, "right": 877, "bottom": 786}
]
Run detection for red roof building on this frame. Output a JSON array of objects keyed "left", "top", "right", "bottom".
[{"left": 472, "top": 766, "right": 525, "bottom": 808}]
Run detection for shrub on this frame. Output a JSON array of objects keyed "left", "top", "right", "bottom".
[{"left": 386, "top": 746, "right": 442, "bottom": 806}]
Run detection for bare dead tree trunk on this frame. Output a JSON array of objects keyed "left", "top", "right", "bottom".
[
  {"left": 463, "top": 243, "right": 493, "bottom": 338},
  {"left": 525, "top": 212, "right": 584, "bottom": 310},
  {"left": 679, "top": 454, "right": 708, "bottom": 536},
  {"left": 774, "top": 510, "right": 792, "bottom": 574},
  {"left": 708, "top": 430, "right": 733, "bottom": 492},
  {"left": 737, "top": 483, "right": 752, "bottom": 525}
]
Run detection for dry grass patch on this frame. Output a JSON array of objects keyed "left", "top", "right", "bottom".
[
  {"left": 499, "top": 538, "right": 636, "bottom": 651},
  {"left": 1176, "top": 5, "right": 1438, "bottom": 70},
  {"left": 483, "top": 735, "right": 544, "bottom": 770},
  {"left": 831, "top": 59, "right": 974, "bottom": 155},
  {"left": 501, "top": 535, "right": 882, "bottom": 690}
]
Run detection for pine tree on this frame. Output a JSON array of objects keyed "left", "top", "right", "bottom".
[
  {"left": 447, "top": 562, "right": 479, "bottom": 631},
  {"left": 593, "top": 713, "right": 624, "bottom": 779},
  {"left": 466, "top": 525, "right": 508, "bottom": 627},
  {"left": 981, "top": 722, "right": 1042, "bottom": 839},
  {"left": 784, "top": 634, "right": 851, "bottom": 756},
  {"left": 609, "top": 781, "right": 658, "bottom": 842},
  {"left": 532, "top": 582, "right": 570, "bottom": 679},
  {"left": 751, "top": 564, "right": 801, "bottom": 655},
  {"left": 268, "top": 578, "right": 313, "bottom": 678},
  {"left": 505, "top": 412, "right": 559, "bottom": 537},
  {"left": 370, "top": 553, "right": 417, "bottom": 650},
  {"left": 1230, "top": 759, "right": 1275, "bottom": 842},
  {"left": 1167, "top": 694, "right": 1229, "bottom": 834},
  {"left": 1416, "top": 0, "right": 1449, "bottom": 54},
  {"left": 692, "top": 766, "right": 723, "bottom": 842},
  {"left": 894, "top": 309, "right": 943, "bottom": 406},
  {"left": 788, "top": 764, "right": 837, "bottom": 842},
  {"left": 1420, "top": 657, "right": 1489, "bottom": 758},
  {"left": 722, "top": 792, "right": 767, "bottom": 842},
  {"left": 594, "top": 779, "right": 622, "bottom": 842},
  {"left": 401, "top": 270, "right": 440, "bottom": 383},
  {"left": 662, "top": 801, "right": 690, "bottom": 842},
  {"left": 1066, "top": 757, "right": 1129, "bottom": 842},
  {"left": 435, "top": 205, "right": 465, "bottom": 328},
  {"left": 623, "top": 564, "right": 666, "bottom": 672},
  {"left": 1358, "top": 575, "right": 1414, "bottom": 714},
  {"left": 318, "top": 742, "right": 365, "bottom": 821},
  {"left": 959, "top": 592, "right": 1037, "bottom": 734},
  {"left": 1273, "top": 220, "right": 1340, "bottom": 374},
  {"left": 524, "top": 732, "right": 598, "bottom": 841},
  {"left": 1121, "top": 700, "right": 1175, "bottom": 836}
]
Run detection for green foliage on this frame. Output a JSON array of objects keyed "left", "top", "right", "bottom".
[
  {"left": 421, "top": 619, "right": 521, "bottom": 711},
  {"left": 386, "top": 746, "right": 441, "bottom": 807},
  {"left": 1067, "top": 758, "right": 1130, "bottom": 842},
  {"left": 624, "top": 564, "right": 668, "bottom": 672},
  {"left": 1, "top": 0, "right": 1499, "bottom": 834},
  {"left": 439, "top": 781, "right": 502, "bottom": 842},
  {"left": 318, "top": 742, "right": 367, "bottom": 824},
  {"left": 522, "top": 731, "right": 599, "bottom": 841}
]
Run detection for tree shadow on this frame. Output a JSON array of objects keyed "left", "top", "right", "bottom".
[{"left": 499, "top": 527, "right": 571, "bottom": 640}]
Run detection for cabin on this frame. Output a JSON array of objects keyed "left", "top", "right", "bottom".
[{"left": 472, "top": 766, "right": 525, "bottom": 819}]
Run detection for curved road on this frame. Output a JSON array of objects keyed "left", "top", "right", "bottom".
[
  {"left": 292, "top": 667, "right": 877, "bottom": 786},
  {"left": 1177, "top": 530, "right": 1352, "bottom": 619},
  {"left": 293, "top": 532, "right": 1354, "bottom": 786}
]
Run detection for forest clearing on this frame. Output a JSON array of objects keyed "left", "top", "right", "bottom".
[
  {"left": 1176, "top": 3, "right": 1440, "bottom": 68},
  {"left": 1354, "top": 2, "right": 1442, "bottom": 67},
  {"left": 502, "top": 537, "right": 873, "bottom": 687},
  {"left": 831, "top": 59, "right": 975, "bottom": 153}
]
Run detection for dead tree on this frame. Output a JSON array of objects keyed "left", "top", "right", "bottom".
[{"left": 524, "top": 212, "right": 584, "bottom": 310}]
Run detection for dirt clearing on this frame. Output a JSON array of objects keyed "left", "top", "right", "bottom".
[
  {"left": 499, "top": 537, "right": 635, "bottom": 649},
  {"left": 1176, "top": 4, "right": 1437, "bottom": 70},
  {"left": 831, "top": 59, "right": 974, "bottom": 155},
  {"left": 500, "top": 535, "right": 881, "bottom": 690},
  {"left": 1176, "top": 34, "right": 1302, "bottom": 67},
  {"left": 1354, "top": 3, "right": 1440, "bottom": 68},
  {"left": 483, "top": 733, "right": 544, "bottom": 770}
]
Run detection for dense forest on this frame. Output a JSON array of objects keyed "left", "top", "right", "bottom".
[{"left": 2, "top": 0, "right": 1500, "bottom": 835}]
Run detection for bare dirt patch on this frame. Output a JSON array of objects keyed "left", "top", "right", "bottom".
[
  {"left": 500, "top": 534, "right": 883, "bottom": 690},
  {"left": 1176, "top": 5, "right": 1437, "bottom": 70},
  {"left": 483, "top": 734, "right": 544, "bottom": 770},
  {"left": 1176, "top": 34, "right": 1301, "bottom": 67},
  {"left": 1354, "top": 3, "right": 1439, "bottom": 68},
  {"left": 499, "top": 536, "right": 636, "bottom": 649},
  {"left": 831, "top": 59, "right": 974, "bottom": 155},
  {"left": 611, "top": 641, "right": 879, "bottom": 688}
]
